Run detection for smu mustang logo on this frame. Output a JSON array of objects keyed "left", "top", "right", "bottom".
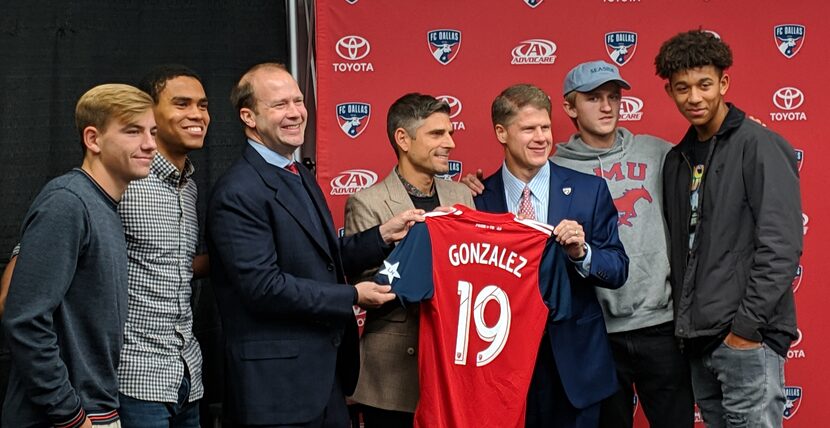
[
  {"left": 435, "top": 160, "right": 462, "bottom": 182},
  {"left": 336, "top": 102, "right": 370, "bottom": 138},
  {"left": 774, "top": 25, "right": 805, "bottom": 59},
  {"left": 614, "top": 186, "right": 652, "bottom": 227},
  {"left": 783, "top": 386, "right": 802, "bottom": 419},
  {"left": 605, "top": 32, "right": 637, "bottom": 66},
  {"left": 428, "top": 29, "right": 462, "bottom": 65}
]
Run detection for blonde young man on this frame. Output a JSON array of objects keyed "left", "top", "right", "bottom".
[{"left": 3, "top": 84, "right": 157, "bottom": 428}]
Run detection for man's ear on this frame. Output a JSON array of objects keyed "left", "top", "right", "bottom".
[
  {"left": 395, "top": 128, "right": 411, "bottom": 153},
  {"left": 82, "top": 126, "right": 102, "bottom": 154},
  {"left": 239, "top": 108, "right": 256, "bottom": 129},
  {"left": 664, "top": 82, "right": 672, "bottom": 97},
  {"left": 562, "top": 100, "right": 578, "bottom": 120},
  {"left": 495, "top": 124, "right": 508, "bottom": 145},
  {"left": 719, "top": 73, "right": 730, "bottom": 96}
]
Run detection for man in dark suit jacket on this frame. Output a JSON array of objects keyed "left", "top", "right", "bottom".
[
  {"left": 206, "top": 63, "right": 424, "bottom": 428},
  {"left": 472, "top": 84, "right": 628, "bottom": 428}
]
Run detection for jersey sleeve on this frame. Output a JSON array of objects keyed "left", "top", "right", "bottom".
[
  {"left": 538, "top": 239, "right": 572, "bottom": 322},
  {"left": 373, "top": 222, "right": 435, "bottom": 305}
]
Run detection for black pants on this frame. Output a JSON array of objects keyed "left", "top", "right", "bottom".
[
  {"left": 598, "top": 322, "right": 694, "bottom": 428},
  {"left": 526, "top": 331, "right": 601, "bottom": 428},
  {"left": 233, "top": 377, "right": 350, "bottom": 428},
  {"left": 360, "top": 405, "right": 414, "bottom": 428}
]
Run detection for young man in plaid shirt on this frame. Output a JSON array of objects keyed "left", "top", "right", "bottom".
[{"left": 116, "top": 65, "right": 210, "bottom": 427}]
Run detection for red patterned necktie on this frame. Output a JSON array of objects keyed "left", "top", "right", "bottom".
[
  {"left": 518, "top": 186, "right": 536, "bottom": 220},
  {"left": 285, "top": 162, "right": 299, "bottom": 175}
]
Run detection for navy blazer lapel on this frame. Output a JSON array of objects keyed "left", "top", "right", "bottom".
[
  {"left": 548, "top": 161, "right": 574, "bottom": 224},
  {"left": 297, "top": 164, "right": 340, "bottom": 254},
  {"left": 479, "top": 167, "right": 509, "bottom": 213},
  {"left": 242, "top": 146, "right": 334, "bottom": 260}
]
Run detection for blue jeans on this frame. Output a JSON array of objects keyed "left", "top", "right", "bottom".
[
  {"left": 118, "top": 373, "right": 200, "bottom": 428},
  {"left": 689, "top": 342, "right": 785, "bottom": 428}
]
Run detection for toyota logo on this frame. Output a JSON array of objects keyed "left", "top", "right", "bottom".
[
  {"left": 436, "top": 95, "right": 462, "bottom": 118},
  {"left": 773, "top": 87, "right": 804, "bottom": 111},
  {"left": 336, "top": 35, "right": 371, "bottom": 61}
]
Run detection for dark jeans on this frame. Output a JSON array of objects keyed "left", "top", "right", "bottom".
[
  {"left": 119, "top": 371, "right": 200, "bottom": 428},
  {"left": 598, "top": 321, "right": 694, "bottom": 428}
]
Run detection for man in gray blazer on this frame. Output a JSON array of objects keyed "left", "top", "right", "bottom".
[{"left": 345, "top": 93, "right": 474, "bottom": 427}]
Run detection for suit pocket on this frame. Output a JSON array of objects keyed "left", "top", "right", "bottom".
[{"left": 240, "top": 340, "right": 299, "bottom": 360}]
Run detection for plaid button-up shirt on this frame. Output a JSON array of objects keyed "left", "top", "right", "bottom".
[{"left": 116, "top": 154, "right": 203, "bottom": 403}]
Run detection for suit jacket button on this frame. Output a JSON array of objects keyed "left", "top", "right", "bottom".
[
  {"left": 406, "top": 347, "right": 416, "bottom": 356},
  {"left": 327, "top": 263, "right": 334, "bottom": 271}
]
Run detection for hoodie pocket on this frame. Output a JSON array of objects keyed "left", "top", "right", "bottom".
[{"left": 596, "top": 250, "right": 671, "bottom": 318}]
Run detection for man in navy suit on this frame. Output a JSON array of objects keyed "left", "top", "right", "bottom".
[
  {"left": 206, "top": 63, "right": 424, "bottom": 427},
  {"left": 471, "top": 84, "right": 628, "bottom": 428}
]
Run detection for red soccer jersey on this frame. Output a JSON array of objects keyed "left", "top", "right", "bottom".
[{"left": 376, "top": 205, "right": 570, "bottom": 428}]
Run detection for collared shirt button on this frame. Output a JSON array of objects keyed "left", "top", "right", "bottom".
[
  {"left": 406, "top": 347, "right": 416, "bottom": 356},
  {"left": 327, "top": 263, "right": 334, "bottom": 271}
]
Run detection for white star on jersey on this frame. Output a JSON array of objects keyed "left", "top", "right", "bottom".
[{"left": 379, "top": 260, "right": 401, "bottom": 284}]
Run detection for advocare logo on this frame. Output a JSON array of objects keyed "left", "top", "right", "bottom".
[
  {"left": 436, "top": 95, "right": 466, "bottom": 131},
  {"left": 802, "top": 212, "right": 808, "bottom": 236},
  {"left": 770, "top": 87, "right": 806, "bottom": 121},
  {"left": 619, "top": 96, "right": 643, "bottom": 121},
  {"left": 330, "top": 169, "right": 378, "bottom": 196},
  {"left": 344, "top": 0, "right": 358, "bottom": 4},
  {"left": 523, "top": 0, "right": 544, "bottom": 8},
  {"left": 787, "top": 328, "right": 805, "bottom": 359},
  {"left": 333, "top": 35, "right": 374, "bottom": 72},
  {"left": 602, "top": 0, "right": 640, "bottom": 3},
  {"left": 511, "top": 39, "right": 557, "bottom": 65}
]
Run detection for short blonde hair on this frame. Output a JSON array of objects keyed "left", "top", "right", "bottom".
[{"left": 75, "top": 84, "right": 153, "bottom": 142}]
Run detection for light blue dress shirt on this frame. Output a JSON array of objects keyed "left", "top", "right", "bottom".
[
  {"left": 501, "top": 162, "right": 592, "bottom": 276},
  {"left": 248, "top": 138, "right": 295, "bottom": 168}
]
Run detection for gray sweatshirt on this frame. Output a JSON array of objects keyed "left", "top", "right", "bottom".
[
  {"left": 3, "top": 169, "right": 128, "bottom": 427},
  {"left": 553, "top": 128, "right": 673, "bottom": 333}
]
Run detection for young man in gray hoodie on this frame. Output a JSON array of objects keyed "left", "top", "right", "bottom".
[{"left": 553, "top": 60, "right": 693, "bottom": 428}]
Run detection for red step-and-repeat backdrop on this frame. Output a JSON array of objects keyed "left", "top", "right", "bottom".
[{"left": 315, "top": 0, "right": 829, "bottom": 424}]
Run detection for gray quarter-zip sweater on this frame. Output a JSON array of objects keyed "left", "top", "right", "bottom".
[{"left": 553, "top": 128, "right": 673, "bottom": 333}]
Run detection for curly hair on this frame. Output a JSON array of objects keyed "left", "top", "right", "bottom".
[{"left": 654, "top": 30, "right": 733, "bottom": 79}]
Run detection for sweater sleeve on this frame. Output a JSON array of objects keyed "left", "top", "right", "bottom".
[{"left": 2, "top": 189, "right": 88, "bottom": 425}]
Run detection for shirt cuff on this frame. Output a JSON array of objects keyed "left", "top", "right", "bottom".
[{"left": 569, "top": 243, "right": 592, "bottom": 278}]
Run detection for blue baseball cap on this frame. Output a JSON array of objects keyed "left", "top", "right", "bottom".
[{"left": 562, "top": 60, "right": 631, "bottom": 95}]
